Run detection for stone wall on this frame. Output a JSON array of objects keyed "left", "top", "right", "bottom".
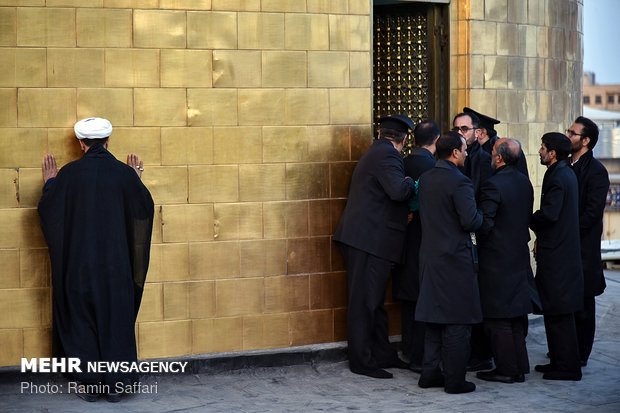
[{"left": 0, "top": 0, "right": 373, "bottom": 366}]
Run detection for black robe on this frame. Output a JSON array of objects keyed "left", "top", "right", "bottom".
[{"left": 38, "top": 143, "right": 154, "bottom": 385}]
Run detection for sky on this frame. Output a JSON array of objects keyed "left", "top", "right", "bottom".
[{"left": 583, "top": 0, "right": 620, "bottom": 84}]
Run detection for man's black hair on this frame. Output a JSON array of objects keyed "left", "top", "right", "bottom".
[
  {"left": 542, "top": 132, "right": 572, "bottom": 162},
  {"left": 436, "top": 131, "right": 464, "bottom": 160},
  {"left": 575, "top": 116, "right": 599, "bottom": 150},
  {"left": 379, "top": 128, "right": 407, "bottom": 144},
  {"left": 453, "top": 112, "right": 480, "bottom": 128},
  {"left": 414, "top": 119, "right": 440, "bottom": 147},
  {"left": 81, "top": 137, "right": 109, "bottom": 147}
]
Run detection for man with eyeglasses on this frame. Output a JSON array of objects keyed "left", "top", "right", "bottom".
[
  {"left": 566, "top": 117, "right": 610, "bottom": 367},
  {"left": 452, "top": 111, "right": 493, "bottom": 195},
  {"left": 463, "top": 107, "right": 529, "bottom": 177}
]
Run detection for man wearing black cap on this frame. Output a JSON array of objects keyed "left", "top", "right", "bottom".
[
  {"left": 463, "top": 107, "right": 530, "bottom": 177},
  {"left": 334, "top": 115, "right": 415, "bottom": 379},
  {"left": 567, "top": 116, "right": 610, "bottom": 367},
  {"left": 463, "top": 107, "right": 500, "bottom": 155},
  {"left": 530, "top": 132, "right": 583, "bottom": 381}
]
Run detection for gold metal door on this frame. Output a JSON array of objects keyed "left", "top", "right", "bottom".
[{"left": 373, "top": 2, "right": 449, "bottom": 155}]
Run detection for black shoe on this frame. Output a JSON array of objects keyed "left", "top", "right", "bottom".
[
  {"left": 351, "top": 367, "right": 393, "bottom": 379},
  {"left": 476, "top": 369, "right": 515, "bottom": 384},
  {"left": 513, "top": 374, "right": 525, "bottom": 383},
  {"left": 445, "top": 381, "right": 476, "bottom": 394},
  {"left": 75, "top": 382, "right": 99, "bottom": 402},
  {"left": 409, "top": 363, "right": 422, "bottom": 373},
  {"left": 543, "top": 370, "right": 582, "bottom": 381},
  {"left": 534, "top": 363, "right": 555, "bottom": 373},
  {"left": 467, "top": 358, "right": 493, "bottom": 372},
  {"left": 106, "top": 392, "right": 121, "bottom": 403},
  {"left": 418, "top": 375, "right": 445, "bottom": 388},
  {"left": 380, "top": 358, "right": 409, "bottom": 369}
]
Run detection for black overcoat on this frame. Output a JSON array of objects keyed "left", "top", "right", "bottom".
[
  {"left": 393, "top": 147, "right": 436, "bottom": 301},
  {"left": 334, "top": 138, "right": 414, "bottom": 263},
  {"left": 38, "top": 144, "right": 154, "bottom": 385},
  {"left": 463, "top": 141, "right": 493, "bottom": 195},
  {"left": 530, "top": 160, "right": 584, "bottom": 315},
  {"left": 415, "top": 160, "right": 483, "bottom": 324},
  {"left": 571, "top": 151, "right": 609, "bottom": 297},
  {"left": 477, "top": 165, "right": 534, "bottom": 318}
]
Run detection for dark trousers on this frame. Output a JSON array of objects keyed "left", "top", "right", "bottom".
[
  {"left": 340, "top": 245, "right": 398, "bottom": 373},
  {"left": 469, "top": 322, "right": 493, "bottom": 362},
  {"left": 483, "top": 316, "right": 530, "bottom": 376},
  {"left": 544, "top": 313, "right": 582, "bottom": 373},
  {"left": 574, "top": 296, "right": 596, "bottom": 363},
  {"left": 401, "top": 300, "right": 425, "bottom": 365},
  {"left": 421, "top": 323, "right": 471, "bottom": 391}
]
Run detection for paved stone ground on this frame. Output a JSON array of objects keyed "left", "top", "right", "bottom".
[{"left": 1, "top": 271, "right": 620, "bottom": 413}]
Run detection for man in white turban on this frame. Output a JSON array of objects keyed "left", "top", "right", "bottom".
[{"left": 38, "top": 118, "right": 154, "bottom": 403}]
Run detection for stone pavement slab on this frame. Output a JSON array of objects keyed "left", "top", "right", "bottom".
[{"left": 1, "top": 271, "right": 620, "bottom": 413}]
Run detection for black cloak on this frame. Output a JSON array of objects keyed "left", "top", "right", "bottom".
[{"left": 38, "top": 143, "right": 154, "bottom": 385}]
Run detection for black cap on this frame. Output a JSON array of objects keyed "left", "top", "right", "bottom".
[
  {"left": 463, "top": 107, "right": 500, "bottom": 134},
  {"left": 378, "top": 114, "right": 415, "bottom": 133}
]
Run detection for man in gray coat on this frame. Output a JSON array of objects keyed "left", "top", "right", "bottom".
[{"left": 416, "top": 131, "right": 483, "bottom": 394}]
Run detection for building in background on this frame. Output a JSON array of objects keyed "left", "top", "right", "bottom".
[
  {"left": 583, "top": 71, "right": 620, "bottom": 112},
  {"left": 0, "top": 0, "right": 584, "bottom": 367}
]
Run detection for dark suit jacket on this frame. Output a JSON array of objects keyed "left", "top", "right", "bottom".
[
  {"left": 334, "top": 139, "right": 415, "bottom": 263},
  {"left": 571, "top": 151, "right": 609, "bottom": 297},
  {"left": 530, "top": 160, "right": 584, "bottom": 315},
  {"left": 464, "top": 141, "right": 493, "bottom": 195},
  {"left": 415, "top": 160, "right": 483, "bottom": 324},
  {"left": 393, "top": 147, "right": 436, "bottom": 301},
  {"left": 477, "top": 165, "right": 534, "bottom": 318}
]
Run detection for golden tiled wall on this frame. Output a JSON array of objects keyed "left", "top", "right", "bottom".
[
  {"left": 0, "top": 0, "right": 373, "bottom": 366},
  {"left": 450, "top": 0, "right": 583, "bottom": 190},
  {"left": 0, "top": 0, "right": 585, "bottom": 366}
]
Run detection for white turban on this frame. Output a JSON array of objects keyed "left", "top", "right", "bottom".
[{"left": 74, "top": 117, "right": 113, "bottom": 140}]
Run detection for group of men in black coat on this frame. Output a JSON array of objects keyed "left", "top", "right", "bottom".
[{"left": 335, "top": 111, "right": 610, "bottom": 393}]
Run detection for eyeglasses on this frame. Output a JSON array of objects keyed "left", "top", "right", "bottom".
[
  {"left": 565, "top": 129, "right": 583, "bottom": 137},
  {"left": 452, "top": 126, "right": 478, "bottom": 133}
]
